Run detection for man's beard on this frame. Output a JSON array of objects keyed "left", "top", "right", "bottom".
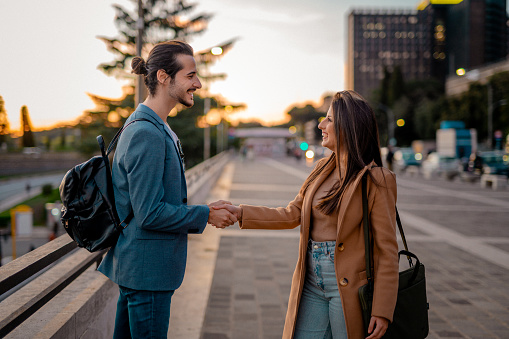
[
  {"left": 171, "top": 87, "right": 194, "bottom": 108},
  {"left": 179, "top": 95, "right": 193, "bottom": 107}
]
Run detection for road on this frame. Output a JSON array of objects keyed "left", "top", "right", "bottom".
[
  {"left": 171, "top": 155, "right": 509, "bottom": 339},
  {"left": 0, "top": 173, "right": 65, "bottom": 212}
]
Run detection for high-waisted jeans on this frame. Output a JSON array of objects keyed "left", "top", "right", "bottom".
[{"left": 294, "top": 239, "right": 347, "bottom": 339}]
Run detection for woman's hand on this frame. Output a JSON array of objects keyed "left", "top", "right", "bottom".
[
  {"left": 365, "top": 316, "right": 389, "bottom": 339},
  {"left": 213, "top": 204, "right": 242, "bottom": 221}
]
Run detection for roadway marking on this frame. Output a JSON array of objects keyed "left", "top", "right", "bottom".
[
  {"left": 261, "top": 158, "right": 310, "bottom": 180},
  {"left": 397, "top": 177, "right": 509, "bottom": 209},
  {"left": 400, "top": 210, "right": 509, "bottom": 271}
]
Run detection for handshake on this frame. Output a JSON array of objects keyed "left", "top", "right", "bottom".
[{"left": 207, "top": 200, "right": 242, "bottom": 228}]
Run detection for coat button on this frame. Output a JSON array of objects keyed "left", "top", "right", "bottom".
[
  {"left": 339, "top": 278, "right": 348, "bottom": 286},
  {"left": 182, "top": 198, "right": 187, "bottom": 203},
  {"left": 337, "top": 243, "right": 344, "bottom": 251}
]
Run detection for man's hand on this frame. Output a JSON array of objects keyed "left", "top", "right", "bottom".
[
  {"left": 212, "top": 204, "right": 242, "bottom": 221},
  {"left": 207, "top": 206, "right": 237, "bottom": 228},
  {"left": 208, "top": 200, "right": 232, "bottom": 208},
  {"left": 366, "top": 316, "right": 389, "bottom": 339}
]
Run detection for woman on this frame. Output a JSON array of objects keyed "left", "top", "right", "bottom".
[{"left": 216, "top": 90, "right": 399, "bottom": 339}]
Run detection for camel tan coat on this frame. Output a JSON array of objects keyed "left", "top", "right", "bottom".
[{"left": 240, "top": 159, "right": 399, "bottom": 339}]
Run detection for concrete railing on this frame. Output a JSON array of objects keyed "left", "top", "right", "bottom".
[{"left": 0, "top": 151, "right": 232, "bottom": 338}]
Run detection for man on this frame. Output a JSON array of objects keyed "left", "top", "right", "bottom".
[{"left": 98, "top": 40, "right": 236, "bottom": 338}]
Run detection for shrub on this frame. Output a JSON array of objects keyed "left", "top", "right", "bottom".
[{"left": 42, "top": 184, "right": 53, "bottom": 196}]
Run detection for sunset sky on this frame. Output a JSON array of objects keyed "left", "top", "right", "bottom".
[{"left": 1, "top": 0, "right": 451, "bottom": 131}]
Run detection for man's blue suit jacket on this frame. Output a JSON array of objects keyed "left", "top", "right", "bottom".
[{"left": 98, "top": 104, "right": 209, "bottom": 291}]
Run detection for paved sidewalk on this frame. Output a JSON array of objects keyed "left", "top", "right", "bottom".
[{"left": 174, "top": 156, "right": 509, "bottom": 339}]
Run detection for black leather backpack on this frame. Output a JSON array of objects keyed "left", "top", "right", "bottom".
[{"left": 59, "top": 119, "right": 149, "bottom": 252}]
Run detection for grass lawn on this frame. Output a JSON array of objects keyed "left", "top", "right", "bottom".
[{"left": 0, "top": 188, "right": 61, "bottom": 228}]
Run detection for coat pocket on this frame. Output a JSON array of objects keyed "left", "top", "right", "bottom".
[{"left": 358, "top": 270, "right": 368, "bottom": 284}]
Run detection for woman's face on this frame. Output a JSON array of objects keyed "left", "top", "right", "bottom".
[{"left": 318, "top": 106, "right": 337, "bottom": 152}]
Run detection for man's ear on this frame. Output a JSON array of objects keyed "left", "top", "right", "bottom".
[{"left": 157, "top": 69, "right": 169, "bottom": 84}]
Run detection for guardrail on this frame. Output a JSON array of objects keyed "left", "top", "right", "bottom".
[{"left": 0, "top": 151, "right": 231, "bottom": 338}]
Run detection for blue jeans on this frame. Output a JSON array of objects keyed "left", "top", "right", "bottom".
[
  {"left": 294, "top": 240, "right": 347, "bottom": 339},
  {"left": 113, "top": 285, "right": 174, "bottom": 339}
]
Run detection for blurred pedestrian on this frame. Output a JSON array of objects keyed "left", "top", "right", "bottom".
[
  {"left": 215, "top": 90, "right": 399, "bottom": 339},
  {"left": 386, "top": 145, "right": 394, "bottom": 171},
  {"left": 468, "top": 152, "right": 484, "bottom": 175}
]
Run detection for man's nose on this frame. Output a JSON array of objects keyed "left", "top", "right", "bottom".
[{"left": 195, "top": 78, "right": 202, "bottom": 89}]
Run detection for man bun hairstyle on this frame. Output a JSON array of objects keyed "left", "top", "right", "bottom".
[
  {"left": 131, "top": 40, "right": 194, "bottom": 96},
  {"left": 131, "top": 57, "right": 148, "bottom": 76}
]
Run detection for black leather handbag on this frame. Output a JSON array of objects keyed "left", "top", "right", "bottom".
[
  {"left": 358, "top": 174, "right": 429, "bottom": 338},
  {"left": 59, "top": 119, "right": 151, "bottom": 252}
]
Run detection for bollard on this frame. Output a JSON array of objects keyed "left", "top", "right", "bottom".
[{"left": 9, "top": 205, "right": 33, "bottom": 259}]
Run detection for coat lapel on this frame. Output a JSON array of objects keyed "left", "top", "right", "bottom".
[{"left": 133, "top": 104, "right": 185, "bottom": 171}]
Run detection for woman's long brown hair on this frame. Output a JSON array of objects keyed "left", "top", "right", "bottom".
[{"left": 300, "top": 90, "right": 383, "bottom": 215}]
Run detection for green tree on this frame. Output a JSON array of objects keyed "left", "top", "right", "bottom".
[
  {"left": 488, "top": 72, "right": 509, "bottom": 140},
  {"left": 20, "top": 105, "right": 35, "bottom": 148},
  {"left": 372, "top": 68, "right": 445, "bottom": 146},
  {"left": 98, "top": 0, "right": 211, "bottom": 78},
  {"left": 0, "top": 95, "right": 9, "bottom": 147},
  {"left": 79, "top": 0, "right": 242, "bottom": 160},
  {"left": 169, "top": 95, "right": 244, "bottom": 167}
]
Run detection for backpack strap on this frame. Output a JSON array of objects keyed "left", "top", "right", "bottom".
[
  {"left": 99, "top": 118, "right": 158, "bottom": 229},
  {"left": 105, "top": 118, "right": 154, "bottom": 156}
]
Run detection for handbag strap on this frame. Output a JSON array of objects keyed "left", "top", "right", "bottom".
[
  {"left": 362, "top": 172, "right": 413, "bottom": 282},
  {"left": 361, "top": 174, "right": 373, "bottom": 282}
]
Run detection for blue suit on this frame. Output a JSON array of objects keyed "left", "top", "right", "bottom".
[{"left": 98, "top": 104, "right": 209, "bottom": 291}]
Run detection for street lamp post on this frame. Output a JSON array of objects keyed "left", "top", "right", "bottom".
[
  {"left": 487, "top": 84, "right": 507, "bottom": 149},
  {"left": 197, "top": 42, "right": 234, "bottom": 160},
  {"left": 135, "top": 0, "right": 144, "bottom": 106},
  {"left": 377, "top": 103, "right": 395, "bottom": 145},
  {"left": 203, "top": 98, "right": 211, "bottom": 160}
]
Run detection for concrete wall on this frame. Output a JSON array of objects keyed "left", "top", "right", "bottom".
[{"left": 6, "top": 265, "right": 117, "bottom": 339}]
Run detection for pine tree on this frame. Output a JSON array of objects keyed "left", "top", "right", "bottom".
[
  {"left": 83, "top": 0, "right": 238, "bottom": 125},
  {"left": 97, "top": 0, "right": 211, "bottom": 79},
  {"left": 20, "top": 105, "right": 35, "bottom": 148}
]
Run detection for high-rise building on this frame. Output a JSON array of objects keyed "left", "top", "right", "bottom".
[
  {"left": 447, "top": 0, "right": 507, "bottom": 71},
  {"left": 346, "top": 8, "right": 434, "bottom": 99},
  {"left": 346, "top": 0, "right": 508, "bottom": 99}
]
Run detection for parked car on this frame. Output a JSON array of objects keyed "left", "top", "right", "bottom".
[
  {"left": 479, "top": 151, "right": 509, "bottom": 176},
  {"left": 393, "top": 148, "right": 422, "bottom": 172},
  {"left": 421, "top": 152, "right": 461, "bottom": 180}
]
